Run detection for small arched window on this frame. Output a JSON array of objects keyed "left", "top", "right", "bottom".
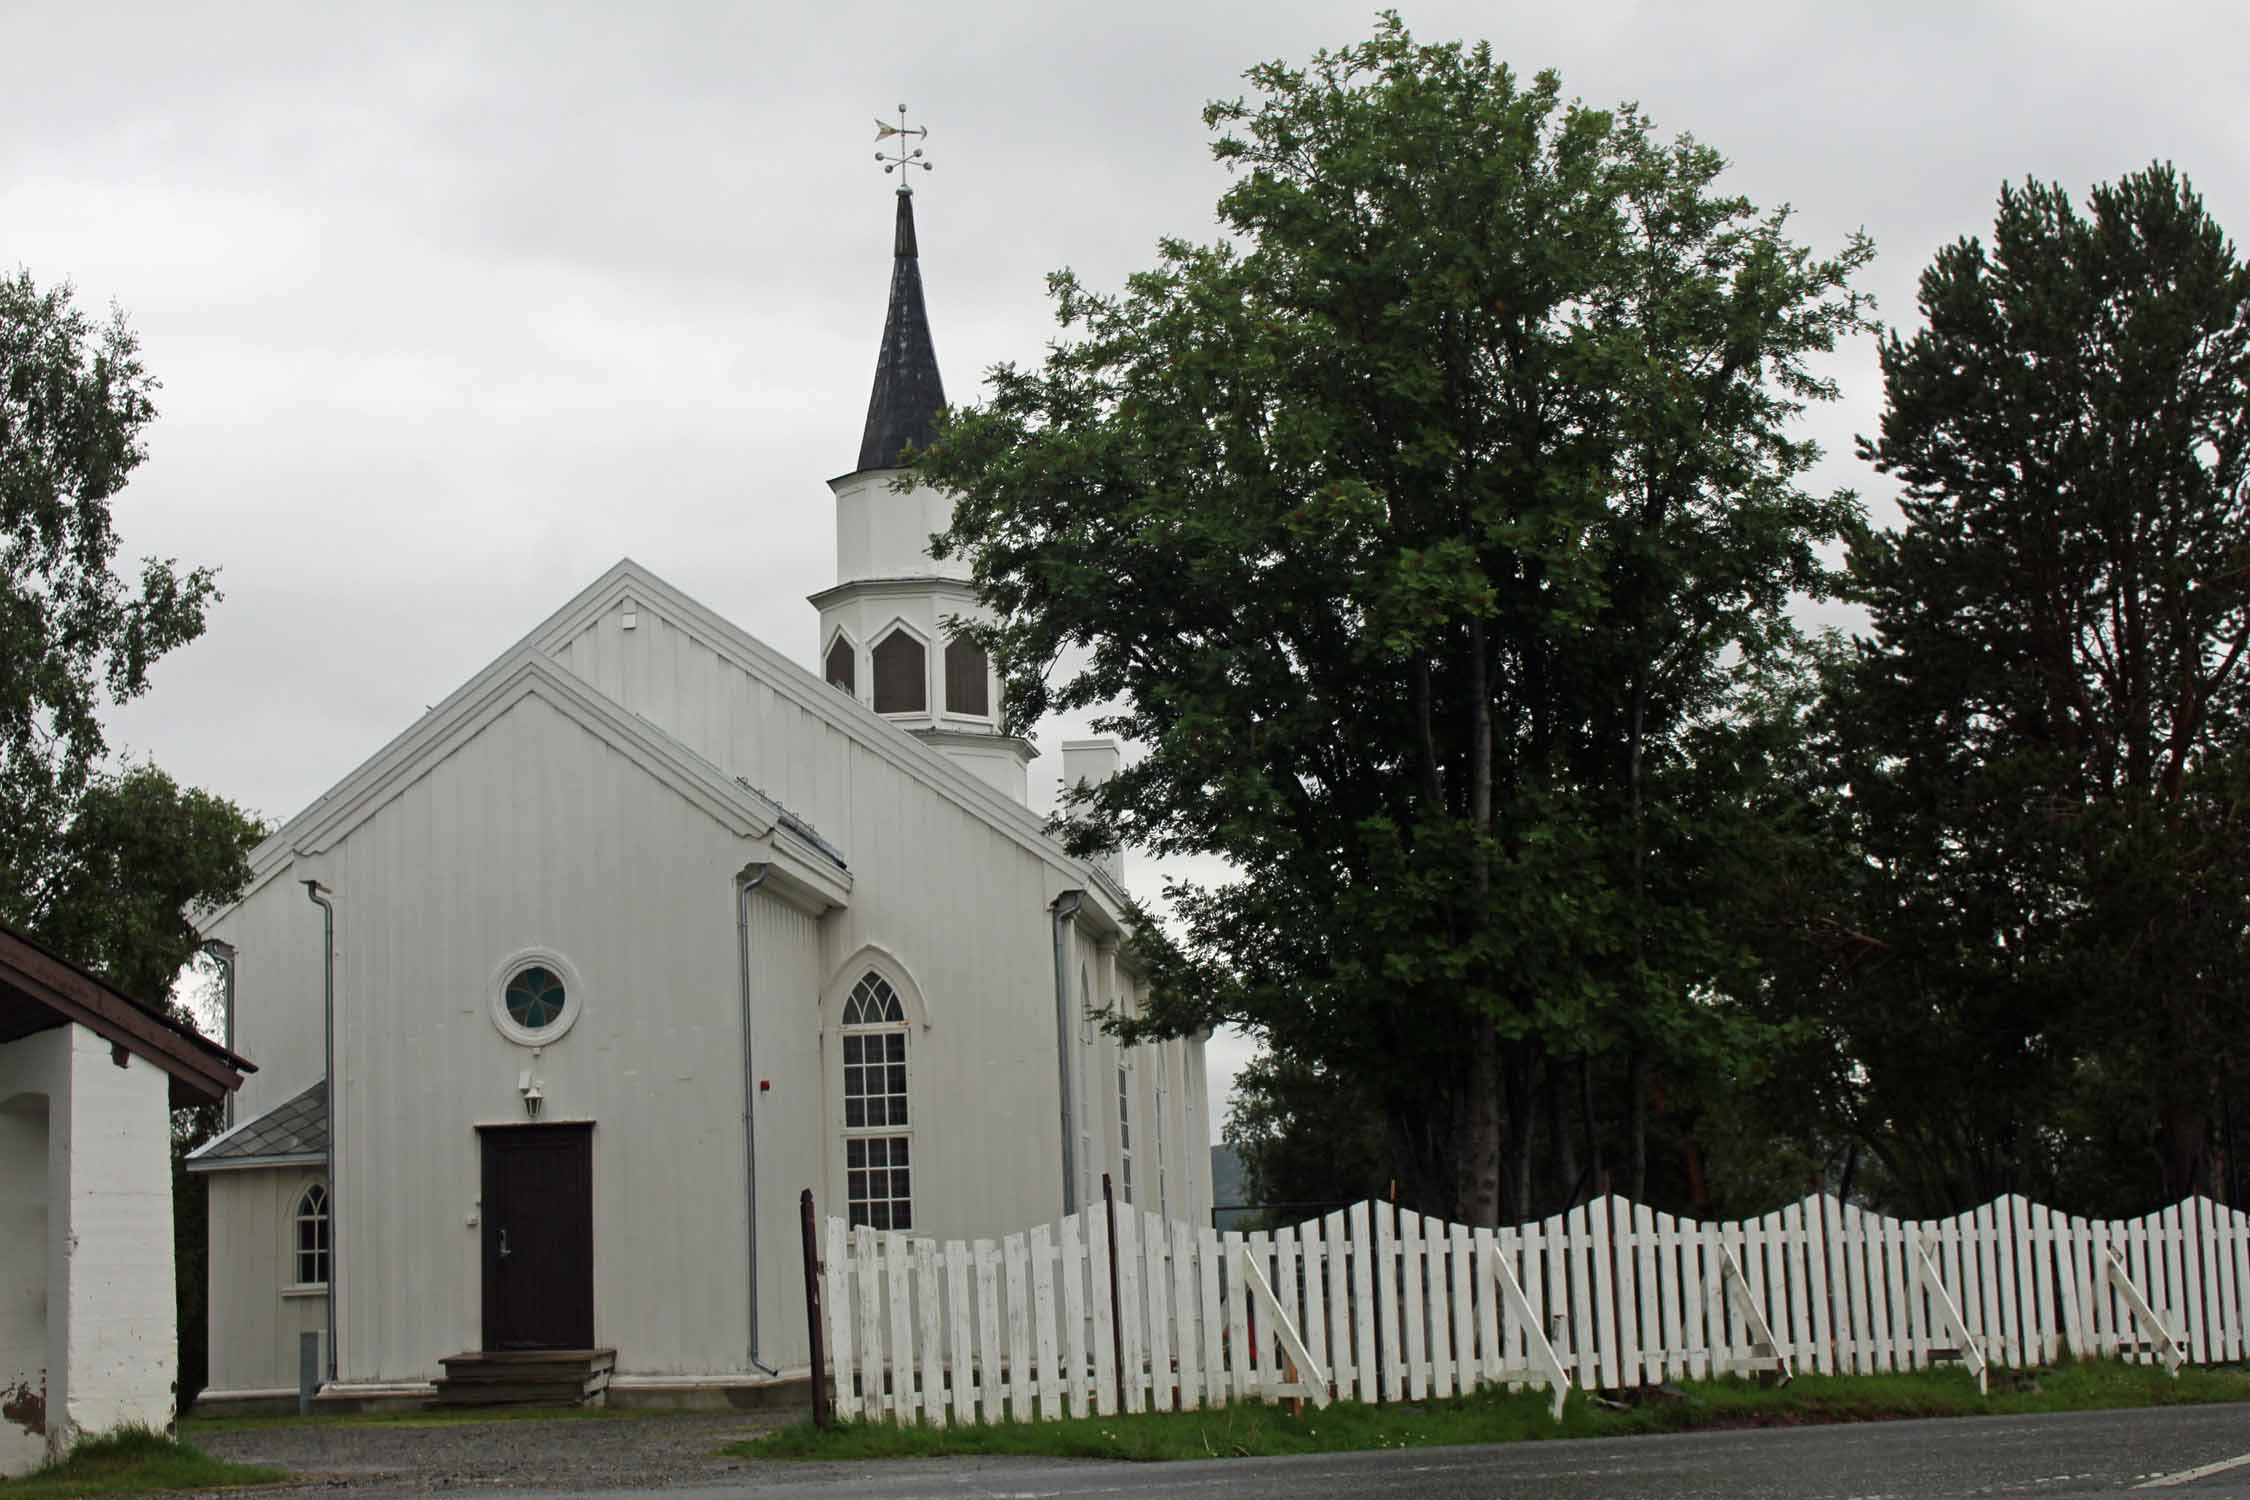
[
  {"left": 293, "top": 1182, "right": 330, "bottom": 1288},
  {"left": 824, "top": 636, "right": 857, "bottom": 695},
  {"left": 841, "top": 972, "right": 912, "bottom": 1230},
  {"left": 944, "top": 636, "right": 990, "bottom": 717},
  {"left": 871, "top": 631, "right": 927, "bottom": 714}
]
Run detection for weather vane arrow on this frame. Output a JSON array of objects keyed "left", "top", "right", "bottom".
[{"left": 873, "top": 103, "right": 932, "bottom": 176}]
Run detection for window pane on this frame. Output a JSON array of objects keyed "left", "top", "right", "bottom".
[
  {"left": 869, "top": 1202, "right": 892, "bottom": 1230},
  {"left": 885, "top": 1033, "right": 905, "bottom": 1061},
  {"left": 846, "top": 1098, "right": 865, "bottom": 1128},
  {"left": 825, "top": 637, "right": 856, "bottom": 694},
  {"left": 894, "top": 1203, "right": 912, "bottom": 1231},
  {"left": 844, "top": 1035, "right": 863, "bottom": 1064}
]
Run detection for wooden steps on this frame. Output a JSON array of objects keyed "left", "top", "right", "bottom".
[{"left": 431, "top": 1349, "right": 615, "bottom": 1409}]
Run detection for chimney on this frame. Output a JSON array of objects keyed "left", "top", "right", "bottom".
[{"left": 1060, "top": 739, "right": 1123, "bottom": 882}]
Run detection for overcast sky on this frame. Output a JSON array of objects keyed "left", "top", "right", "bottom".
[{"left": 9, "top": 1, "right": 2244, "bottom": 1134}]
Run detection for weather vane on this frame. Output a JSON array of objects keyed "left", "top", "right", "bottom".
[{"left": 873, "top": 103, "right": 931, "bottom": 178}]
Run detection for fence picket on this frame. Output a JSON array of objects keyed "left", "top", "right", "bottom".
[
  {"left": 1399, "top": 1210, "right": 1429, "bottom": 1400},
  {"left": 1298, "top": 1215, "right": 1326, "bottom": 1401},
  {"left": 1059, "top": 1216, "right": 1089, "bottom": 1418},
  {"left": 1611, "top": 1199, "right": 1640, "bottom": 1390},
  {"left": 1115, "top": 1211, "right": 1143, "bottom": 1412},
  {"left": 1003, "top": 1232, "right": 1032, "bottom": 1421},
  {"left": 2025, "top": 1202, "right": 2052, "bottom": 1366},
  {"left": 2089, "top": 1217, "right": 2116, "bottom": 1358},
  {"left": 1032, "top": 1225, "right": 1062, "bottom": 1420},
  {"left": 826, "top": 1218, "right": 857, "bottom": 1419},
  {"left": 1226, "top": 1227, "right": 1254, "bottom": 1403},
  {"left": 1375, "top": 1206, "right": 1403, "bottom": 1401},
  {"left": 1142, "top": 1213, "right": 1174, "bottom": 1413},
  {"left": 1474, "top": 1226, "right": 1503, "bottom": 1387},
  {"left": 974, "top": 1238, "right": 1003, "bottom": 1422},
  {"left": 946, "top": 1239, "right": 975, "bottom": 1424},
  {"left": 1085, "top": 1208, "right": 1116, "bottom": 1416},
  {"left": 1450, "top": 1220, "right": 1476, "bottom": 1396},
  {"left": 1275, "top": 1225, "right": 1302, "bottom": 1401},
  {"left": 1199, "top": 1223, "right": 1226, "bottom": 1408},
  {"left": 2167, "top": 1204, "right": 2196, "bottom": 1366},
  {"left": 1802, "top": 1199, "right": 1833, "bottom": 1376},
  {"left": 1681, "top": 1217, "right": 1709, "bottom": 1381},
  {"left": 915, "top": 1238, "right": 945, "bottom": 1428},
  {"left": 1349, "top": 1204, "right": 1377, "bottom": 1404},
  {"left": 855, "top": 1225, "right": 885, "bottom": 1417},
  {"left": 1246, "top": 1227, "right": 1273, "bottom": 1400},
  {"left": 1655, "top": 1213, "right": 1685, "bottom": 1381},
  {"left": 886, "top": 1233, "right": 917, "bottom": 1422},
  {"left": 2223, "top": 1205, "right": 2241, "bottom": 1376},
  {"left": 1174, "top": 1219, "right": 1202, "bottom": 1409},
  {"left": 1323, "top": 1210, "right": 1351, "bottom": 1401},
  {"left": 1590, "top": 1198, "right": 1621, "bottom": 1390}
]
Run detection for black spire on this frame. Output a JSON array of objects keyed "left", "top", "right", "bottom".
[{"left": 856, "top": 188, "right": 945, "bottom": 473}]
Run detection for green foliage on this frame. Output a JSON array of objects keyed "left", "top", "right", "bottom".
[
  {"left": 0, "top": 1427, "right": 283, "bottom": 1498},
  {"left": 1222, "top": 1052, "right": 1391, "bottom": 1215},
  {"left": 2, "top": 270, "right": 261, "bottom": 996},
  {"left": 1767, "top": 165, "right": 2250, "bottom": 1214},
  {"left": 739, "top": 1361, "right": 2250, "bottom": 1464},
  {"left": 918, "top": 16, "right": 1871, "bottom": 1219}
]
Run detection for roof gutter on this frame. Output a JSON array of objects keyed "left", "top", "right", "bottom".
[{"left": 1050, "top": 890, "right": 1084, "bottom": 1216}]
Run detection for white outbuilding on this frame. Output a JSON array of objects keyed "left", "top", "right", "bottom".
[
  {"left": 186, "top": 186, "right": 1212, "bottom": 1411},
  {"left": 1, "top": 925, "right": 250, "bottom": 1473}
]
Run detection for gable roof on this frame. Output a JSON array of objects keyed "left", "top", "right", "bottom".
[
  {"left": 0, "top": 924, "right": 253, "bottom": 1107},
  {"left": 528, "top": 559, "right": 1136, "bottom": 924},
  {"left": 185, "top": 1078, "right": 325, "bottom": 1172},
  {"left": 202, "top": 647, "right": 852, "bottom": 929}
]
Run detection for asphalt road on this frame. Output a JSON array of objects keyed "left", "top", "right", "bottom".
[{"left": 470, "top": 1403, "right": 2250, "bottom": 1500}]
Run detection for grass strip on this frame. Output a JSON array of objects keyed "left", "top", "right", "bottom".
[
  {"left": 736, "top": 1360, "right": 2250, "bottom": 1463},
  {"left": 0, "top": 1428, "right": 285, "bottom": 1498}
]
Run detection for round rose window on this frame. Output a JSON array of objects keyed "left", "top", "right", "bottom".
[{"left": 504, "top": 965, "right": 568, "bottom": 1031}]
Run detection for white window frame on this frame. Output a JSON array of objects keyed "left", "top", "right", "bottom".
[
  {"left": 840, "top": 970, "right": 915, "bottom": 1231},
  {"left": 289, "top": 1180, "right": 330, "bottom": 1291},
  {"left": 1117, "top": 1062, "right": 1134, "bottom": 1206},
  {"left": 489, "top": 947, "right": 585, "bottom": 1047}
]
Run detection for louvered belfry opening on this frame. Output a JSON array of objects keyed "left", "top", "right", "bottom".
[{"left": 871, "top": 632, "right": 927, "bottom": 713}]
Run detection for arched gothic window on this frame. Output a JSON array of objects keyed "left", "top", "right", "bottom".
[
  {"left": 293, "top": 1182, "right": 330, "bottom": 1287},
  {"left": 841, "top": 972, "right": 911, "bottom": 1230},
  {"left": 944, "top": 636, "right": 989, "bottom": 717},
  {"left": 824, "top": 636, "right": 856, "bottom": 695},
  {"left": 871, "top": 632, "right": 926, "bottom": 714}
]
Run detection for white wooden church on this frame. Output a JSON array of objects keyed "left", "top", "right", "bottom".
[{"left": 184, "top": 185, "right": 1213, "bottom": 1410}]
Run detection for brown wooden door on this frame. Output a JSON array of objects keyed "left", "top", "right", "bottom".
[{"left": 479, "top": 1124, "right": 594, "bottom": 1350}]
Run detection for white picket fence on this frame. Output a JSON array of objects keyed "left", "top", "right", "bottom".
[{"left": 817, "top": 1193, "right": 2244, "bottom": 1424}]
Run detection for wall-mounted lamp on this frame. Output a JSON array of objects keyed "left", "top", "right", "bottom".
[{"left": 517, "top": 1068, "right": 545, "bottom": 1119}]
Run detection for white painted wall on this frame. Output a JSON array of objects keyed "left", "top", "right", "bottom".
[
  {"left": 199, "top": 567, "right": 1213, "bottom": 1394},
  {"left": 0, "top": 1024, "right": 177, "bottom": 1472},
  {"left": 0, "top": 1074, "right": 48, "bottom": 1475},
  {"left": 204, "top": 1169, "right": 327, "bottom": 1398},
  {"left": 829, "top": 470, "right": 970, "bottom": 587}
]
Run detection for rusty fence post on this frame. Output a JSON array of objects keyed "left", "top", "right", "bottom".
[
  {"left": 800, "top": 1188, "right": 829, "bottom": 1428},
  {"left": 1103, "top": 1171, "right": 1124, "bottom": 1406}
]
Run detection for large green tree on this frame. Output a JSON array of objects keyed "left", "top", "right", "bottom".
[
  {"left": 917, "top": 18, "right": 1873, "bottom": 1221},
  {"left": 1797, "top": 165, "right": 2250, "bottom": 1212},
  {"left": 2, "top": 268, "right": 260, "bottom": 998}
]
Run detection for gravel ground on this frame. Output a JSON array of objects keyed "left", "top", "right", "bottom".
[{"left": 189, "top": 1410, "right": 791, "bottom": 1494}]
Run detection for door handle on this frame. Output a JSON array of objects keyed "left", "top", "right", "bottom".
[{"left": 498, "top": 1227, "right": 511, "bottom": 1260}]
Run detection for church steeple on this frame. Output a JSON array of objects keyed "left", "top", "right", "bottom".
[{"left": 856, "top": 188, "right": 945, "bottom": 474}]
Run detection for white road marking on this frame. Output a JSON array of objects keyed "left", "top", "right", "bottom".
[{"left": 2136, "top": 1450, "right": 2250, "bottom": 1488}]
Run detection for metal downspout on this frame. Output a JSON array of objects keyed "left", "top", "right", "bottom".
[
  {"left": 737, "top": 866, "right": 780, "bottom": 1377},
  {"left": 302, "top": 880, "right": 337, "bottom": 1385},
  {"left": 1050, "top": 890, "right": 1085, "bottom": 1215}
]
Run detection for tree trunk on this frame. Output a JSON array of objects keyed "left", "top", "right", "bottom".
[
  {"left": 1627, "top": 1049, "right": 1648, "bottom": 1201},
  {"left": 2160, "top": 1098, "right": 2212, "bottom": 1201},
  {"left": 1546, "top": 1057, "right": 1577, "bottom": 1215},
  {"left": 1580, "top": 1056, "right": 1605, "bottom": 1198},
  {"left": 1453, "top": 1014, "right": 1503, "bottom": 1224}
]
